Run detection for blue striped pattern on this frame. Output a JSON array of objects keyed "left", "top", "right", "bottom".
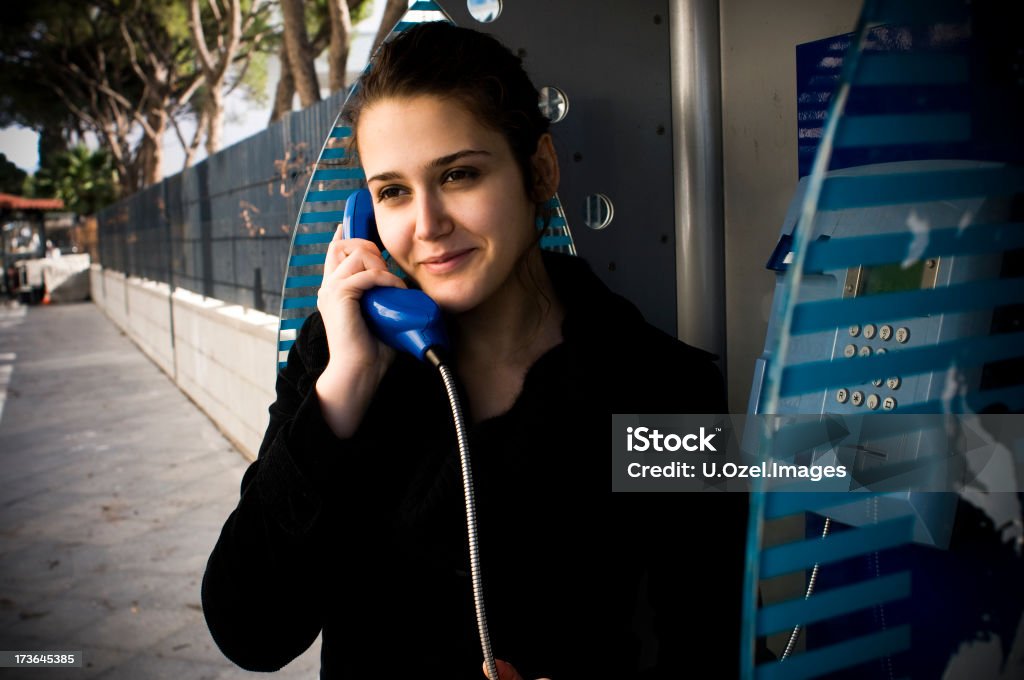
[
  {"left": 760, "top": 516, "right": 915, "bottom": 579},
  {"left": 791, "top": 277, "right": 1024, "bottom": 334},
  {"left": 757, "top": 572, "right": 911, "bottom": 635},
  {"left": 318, "top": 148, "right": 347, "bottom": 160},
  {"left": 288, "top": 253, "right": 327, "bottom": 267},
  {"left": 293, "top": 232, "right": 335, "bottom": 245},
  {"left": 299, "top": 210, "right": 345, "bottom": 225},
  {"left": 817, "top": 166, "right": 1024, "bottom": 210},
  {"left": 282, "top": 295, "right": 318, "bottom": 310},
  {"left": 857, "top": 52, "right": 968, "bottom": 85},
  {"left": 312, "top": 168, "right": 365, "bottom": 181},
  {"left": 279, "top": 317, "right": 307, "bottom": 330},
  {"left": 804, "top": 222, "right": 1024, "bottom": 272},
  {"left": 756, "top": 626, "right": 911, "bottom": 680},
  {"left": 780, "top": 331, "right": 1024, "bottom": 397},
  {"left": 834, "top": 113, "right": 970, "bottom": 148},
  {"left": 764, "top": 492, "right": 886, "bottom": 521},
  {"left": 284, "top": 275, "right": 323, "bottom": 289},
  {"left": 329, "top": 126, "right": 352, "bottom": 138},
  {"left": 306, "top": 189, "right": 355, "bottom": 203}
]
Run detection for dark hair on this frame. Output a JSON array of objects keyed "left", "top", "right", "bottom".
[{"left": 345, "top": 22, "right": 551, "bottom": 202}]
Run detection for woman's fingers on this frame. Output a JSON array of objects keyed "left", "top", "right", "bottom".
[
  {"left": 482, "top": 659, "right": 544, "bottom": 680},
  {"left": 323, "top": 235, "right": 384, "bottom": 279}
]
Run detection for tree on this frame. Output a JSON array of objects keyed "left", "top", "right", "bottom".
[
  {"left": 269, "top": 0, "right": 374, "bottom": 122},
  {"left": 372, "top": 0, "right": 406, "bottom": 53},
  {"left": 0, "top": 2, "right": 201, "bottom": 190},
  {"left": 0, "top": 154, "right": 28, "bottom": 195},
  {"left": 33, "top": 146, "right": 119, "bottom": 216},
  {"left": 187, "top": 0, "right": 274, "bottom": 158}
]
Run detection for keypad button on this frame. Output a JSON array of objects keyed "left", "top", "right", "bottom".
[
  {"left": 886, "top": 376, "right": 901, "bottom": 390},
  {"left": 875, "top": 347, "right": 887, "bottom": 355},
  {"left": 843, "top": 344, "right": 857, "bottom": 358},
  {"left": 872, "top": 377, "right": 883, "bottom": 387},
  {"left": 895, "top": 327, "right": 910, "bottom": 343},
  {"left": 850, "top": 390, "right": 864, "bottom": 407},
  {"left": 849, "top": 324, "right": 861, "bottom": 337},
  {"left": 858, "top": 345, "right": 872, "bottom": 357},
  {"left": 878, "top": 324, "right": 893, "bottom": 341},
  {"left": 866, "top": 394, "right": 880, "bottom": 410},
  {"left": 863, "top": 324, "right": 877, "bottom": 339},
  {"left": 836, "top": 388, "right": 849, "bottom": 404},
  {"left": 882, "top": 396, "right": 897, "bottom": 410}
]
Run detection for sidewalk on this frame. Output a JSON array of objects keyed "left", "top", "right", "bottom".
[{"left": 0, "top": 301, "right": 320, "bottom": 679}]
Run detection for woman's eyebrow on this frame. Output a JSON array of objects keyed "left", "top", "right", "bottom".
[
  {"left": 429, "top": 149, "right": 491, "bottom": 168},
  {"left": 367, "top": 149, "right": 491, "bottom": 184}
]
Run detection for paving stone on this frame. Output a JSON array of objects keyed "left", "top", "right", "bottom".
[{"left": 0, "top": 303, "right": 322, "bottom": 676}]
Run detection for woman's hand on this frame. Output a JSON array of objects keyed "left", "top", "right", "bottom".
[
  {"left": 314, "top": 231, "right": 407, "bottom": 439},
  {"left": 483, "top": 659, "right": 552, "bottom": 680}
]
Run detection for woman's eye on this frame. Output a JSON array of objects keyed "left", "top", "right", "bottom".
[
  {"left": 443, "top": 168, "right": 478, "bottom": 184},
  {"left": 377, "top": 186, "right": 405, "bottom": 201}
]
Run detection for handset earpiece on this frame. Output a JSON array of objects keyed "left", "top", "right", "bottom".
[{"left": 341, "top": 188, "right": 449, "bottom": 363}]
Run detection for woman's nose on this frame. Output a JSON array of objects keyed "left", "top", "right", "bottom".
[{"left": 413, "top": 191, "right": 453, "bottom": 241}]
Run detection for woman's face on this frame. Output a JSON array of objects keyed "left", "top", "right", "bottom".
[{"left": 357, "top": 95, "right": 554, "bottom": 314}]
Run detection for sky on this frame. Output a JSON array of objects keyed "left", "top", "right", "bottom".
[{"left": 0, "top": 0, "right": 386, "bottom": 182}]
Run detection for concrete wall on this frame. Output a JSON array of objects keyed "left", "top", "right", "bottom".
[
  {"left": 719, "top": 0, "right": 861, "bottom": 411},
  {"left": 90, "top": 265, "right": 278, "bottom": 460}
]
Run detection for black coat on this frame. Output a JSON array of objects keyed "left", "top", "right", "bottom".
[{"left": 202, "top": 253, "right": 747, "bottom": 679}]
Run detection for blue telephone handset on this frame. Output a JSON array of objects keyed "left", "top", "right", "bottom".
[
  {"left": 342, "top": 188, "right": 449, "bottom": 362},
  {"left": 342, "top": 190, "right": 497, "bottom": 678}
]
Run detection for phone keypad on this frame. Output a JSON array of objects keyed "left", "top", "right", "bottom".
[{"left": 833, "top": 321, "right": 908, "bottom": 410}]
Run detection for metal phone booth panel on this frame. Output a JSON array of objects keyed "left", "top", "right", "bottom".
[{"left": 743, "top": 0, "right": 1024, "bottom": 677}]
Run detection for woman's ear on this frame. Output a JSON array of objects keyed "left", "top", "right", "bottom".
[{"left": 530, "top": 133, "right": 560, "bottom": 202}]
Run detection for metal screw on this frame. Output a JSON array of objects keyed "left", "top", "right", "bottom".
[
  {"left": 656, "top": 124, "right": 666, "bottom": 136},
  {"left": 926, "top": 259, "right": 936, "bottom": 269},
  {"left": 654, "top": 14, "right": 662, "bottom": 24}
]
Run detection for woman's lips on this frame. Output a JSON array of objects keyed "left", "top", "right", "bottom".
[{"left": 419, "top": 248, "right": 474, "bottom": 274}]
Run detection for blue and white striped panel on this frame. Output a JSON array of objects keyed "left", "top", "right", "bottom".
[
  {"left": 277, "top": 1, "right": 459, "bottom": 368},
  {"left": 746, "top": 0, "right": 1024, "bottom": 676}
]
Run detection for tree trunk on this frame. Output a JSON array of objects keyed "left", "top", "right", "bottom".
[
  {"left": 141, "top": 110, "right": 166, "bottom": 186},
  {"left": 270, "top": 43, "right": 297, "bottom": 122},
  {"left": 205, "top": 87, "right": 225, "bottom": 155},
  {"left": 326, "top": 0, "right": 353, "bottom": 92},
  {"left": 371, "top": 0, "right": 408, "bottom": 53},
  {"left": 280, "top": 0, "right": 321, "bottom": 107}
]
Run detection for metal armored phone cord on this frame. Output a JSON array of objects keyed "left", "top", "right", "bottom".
[
  {"left": 427, "top": 349, "right": 500, "bottom": 680},
  {"left": 781, "top": 517, "right": 831, "bottom": 660}
]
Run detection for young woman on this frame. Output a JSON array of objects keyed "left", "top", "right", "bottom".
[{"left": 203, "top": 21, "right": 746, "bottom": 679}]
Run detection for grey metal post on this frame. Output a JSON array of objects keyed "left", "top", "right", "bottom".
[{"left": 670, "top": 0, "right": 726, "bottom": 370}]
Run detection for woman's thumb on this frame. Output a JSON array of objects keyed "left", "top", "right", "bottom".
[{"left": 483, "top": 658, "right": 524, "bottom": 680}]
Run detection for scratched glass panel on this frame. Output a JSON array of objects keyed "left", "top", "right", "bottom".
[{"left": 744, "top": 0, "right": 1024, "bottom": 677}]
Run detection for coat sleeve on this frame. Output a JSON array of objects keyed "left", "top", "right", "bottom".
[{"left": 201, "top": 313, "right": 354, "bottom": 671}]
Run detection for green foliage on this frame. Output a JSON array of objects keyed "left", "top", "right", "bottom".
[
  {"left": 352, "top": 0, "right": 374, "bottom": 26},
  {"left": 33, "top": 146, "right": 119, "bottom": 216}
]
